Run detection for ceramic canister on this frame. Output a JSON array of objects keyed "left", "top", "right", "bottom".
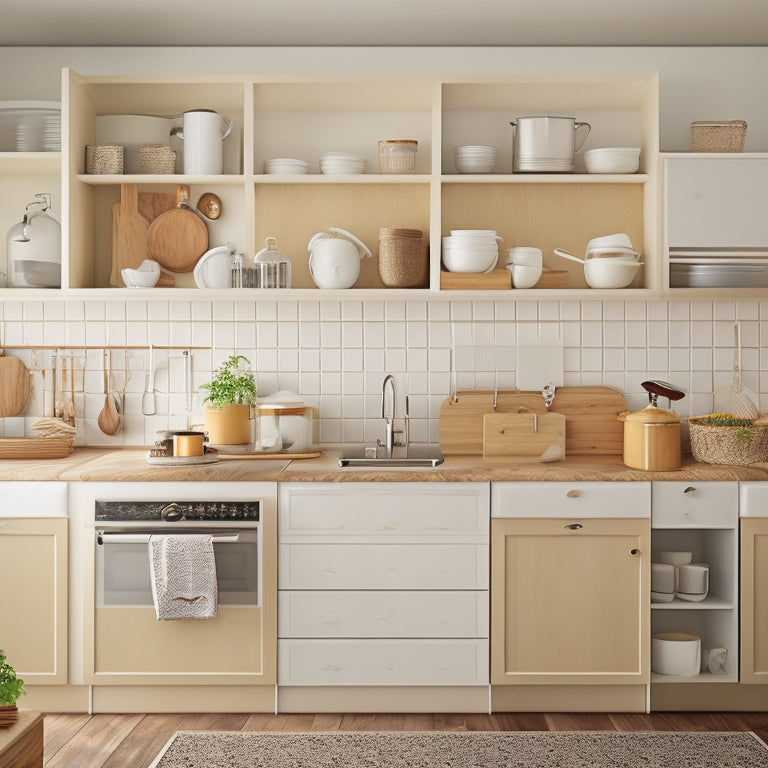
[{"left": 173, "top": 110, "right": 233, "bottom": 175}]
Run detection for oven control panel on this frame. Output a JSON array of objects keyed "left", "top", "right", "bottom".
[{"left": 95, "top": 501, "right": 261, "bottom": 522}]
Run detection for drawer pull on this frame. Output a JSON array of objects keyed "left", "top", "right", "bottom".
[
  {"left": 566, "top": 489, "right": 580, "bottom": 498},
  {"left": 630, "top": 548, "right": 640, "bottom": 556},
  {"left": 565, "top": 523, "right": 583, "bottom": 531},
  {"left": 683, "top": 486, "right": 697, "bottom": 495}
]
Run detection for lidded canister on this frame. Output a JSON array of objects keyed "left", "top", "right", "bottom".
[
  {"left": 253, "top": 236, "right": 291, "bottom": 288},
  {"left": 618, "top": 380, "right": 686, "bottom": 471},
  {"left": 378, "top": 228, "right": 427, "bottom": 288}
]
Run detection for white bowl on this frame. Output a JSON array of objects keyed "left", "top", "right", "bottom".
[
  {"left": 442, "top": 248, "right": 498, "bottom": 273},
  {"left": 584, "top": 257, "right": 642, "bottom": 288},
  {"left": 586, "top": 232, "right": 634, "bottom": 252},
  {"left": 510, "top": 263, "right": 542, "bottom": 289},
  {"left": 508, "top": 246, "right": 542, "bottom": 267},
  {"left": 194, "top": 244, "right": 235, "bottom": 289},
  {"left": 585, "top": 147, "right": 640, "bottom": 174},
  {"left": 651, "top": 632, "right": 701, "bottom": 676},
  {"left": 122, "top": 259, "right": 160, "bottom": 288}
]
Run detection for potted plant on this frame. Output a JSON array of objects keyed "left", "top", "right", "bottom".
[
  {"left": 200, "top": 355, "right": 257, "bottom": 445},
  {"left": 0, "top": 650, "right": 25, "bottom": 726}
]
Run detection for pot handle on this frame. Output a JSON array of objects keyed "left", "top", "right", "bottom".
[
  {"left": 329, "top": 227, "right": 372, "bottom": 259},
  {"left": 220, "top": 115, "right": 233, "bottom": 141},
  {"left": 553, "top": 247, "right": 586, "bottom": 264},
  {"left": 574, "top": 121, "right": 591, "bottom": 152},
  {"left": 307, "top": 231, "right": 328, "bottom": 252}
]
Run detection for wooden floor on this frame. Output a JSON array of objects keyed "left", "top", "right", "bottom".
[{"left": 41, "top": 711, "right": 768, "bottom": 768}]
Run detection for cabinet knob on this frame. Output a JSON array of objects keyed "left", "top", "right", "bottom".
[
  {"left": 566, "top": 489, "right": 580, "bottom": 498},
  {"left": 565, "top": 522, "right": 583, "bottom": 531},
  {"left": 630, "top": 548, "right": 640, "bottom": 556}
]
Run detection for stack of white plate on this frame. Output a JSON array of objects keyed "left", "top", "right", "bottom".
[
  {"left": 320, "top": 152, "right": 366, "bottom": 175},
  {"left": 0, "top": 101, "right": 61, "bottom": 152},
  {"left": 264, "top": 158, "right": 309, "bottom": 174},
  {"left": 454, "top": 145, "right": 496, "bottom": 174}
]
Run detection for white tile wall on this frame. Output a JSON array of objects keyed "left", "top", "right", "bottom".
[{"left": 2, "top": 296, "right": 768, "bottom": 448}]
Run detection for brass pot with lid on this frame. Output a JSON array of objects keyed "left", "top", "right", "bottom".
[{"left": 618, "top": 380, "right": 686, "bottom": 471}]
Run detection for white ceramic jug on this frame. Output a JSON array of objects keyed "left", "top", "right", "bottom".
[
  {"left": 172, "top": 110, "right": 233, "bottom": 175},
  {"left": 307, "top": 227, "right": 372, "bottom": 289}
]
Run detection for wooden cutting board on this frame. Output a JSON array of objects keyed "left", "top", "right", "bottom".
[
  {"left": 109, "top": 183, "right": 151, "bottom": 287},
  {"left": 483, "top": 412, "right": 566, "bottom": 459},
  {"left": 137, "top": 191, "right": 176, "bottom": 223},
  {"left": 439, "top": 386, "right": 627, "bottom": 456},
  {"left": 0, "top": 353, "right": 32, "bottom": 417},
  {"left": 146, "top": 184, "right": 208, "bottom": 272}
]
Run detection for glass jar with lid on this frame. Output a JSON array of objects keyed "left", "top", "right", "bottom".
[{"left": 253, "top": 236, "right": 291, "bottom": 288}]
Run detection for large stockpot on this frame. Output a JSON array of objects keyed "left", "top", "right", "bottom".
[
  {"left": 510, "top": 115, "right": 591, "bottom": 173},
  {"left": 618, "top": 380, "right": 686, "bottom": 471}
]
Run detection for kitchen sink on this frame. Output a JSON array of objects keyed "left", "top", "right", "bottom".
[{"left": 338, "top": 444, "right": 444, "bottom": 468}]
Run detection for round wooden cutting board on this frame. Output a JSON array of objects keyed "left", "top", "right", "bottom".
[
  {"left": 146, "top": 184, "right": 208, "bottom": 272},
  {"left": 0, "top": 354, "right": 31, "bottom": 417}
]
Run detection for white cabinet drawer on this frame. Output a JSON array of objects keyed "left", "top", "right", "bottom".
[
  {"left": 652, "top": 482, "right": 738, "bottom": 527},
  {"left": 1, "top": 482, "right": 67, "bottom": 517},
  {"left": 279, "top": 482, "right": 489, "bottom": 538},
  {"left": 279, "top": 543, "right": 488, "bottom": 589},
  {"left": 278, "top": 639, "right": 488, "bottom": 686},
  {"left": 492, "top": 482, "right": 650, "bottom": 519},
  {"left": 279, "top": 590, "right": 488, "bottom": 638}
]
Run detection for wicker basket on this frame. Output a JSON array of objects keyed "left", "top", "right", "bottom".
[
  {"left": 378, "top": 228, "right": 427, "bottom": 288},
  {"left": 85, "top": 144, "right": 123, "bottom": 174},
  {"left": 690, "top": 121, "right": 747, "bottom": 153},
  {"left": 688, "top": 415, "right": 768, "bottom": 465},
  {"left": 136, "top": 144, "right": 176, "bottom": 174}
]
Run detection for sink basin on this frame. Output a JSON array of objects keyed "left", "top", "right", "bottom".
[{"left": 338, "top": 445, "right": 444, "bottom": 468}]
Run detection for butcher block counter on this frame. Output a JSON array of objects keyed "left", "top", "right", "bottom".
[{"left": 0, "top": 446, "right": 767, "bottom": 482}]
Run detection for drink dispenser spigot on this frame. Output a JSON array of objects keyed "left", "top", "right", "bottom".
[{"left": 6, "top": 193, "right": 62, "bottom": 288}]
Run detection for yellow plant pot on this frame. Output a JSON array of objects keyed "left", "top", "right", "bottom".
[{"left": 204, "top": 404, "right": 251, "bottom": 445}]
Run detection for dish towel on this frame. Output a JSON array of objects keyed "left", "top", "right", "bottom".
[{"left": 149, "top": 535, "right": 218, "bottom": 620}]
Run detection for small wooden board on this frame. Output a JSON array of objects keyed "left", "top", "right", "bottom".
[
  {"left": 483, "top": 412, "right": 566, "bottom": 459},
  {"left": 440, "top": 269, "right": 511, "bottom": 290},
  {"left": 0, "top": 354, "right": 31, "bottom": 417},
  {"left": 535, "top": 267, "right": 569, "bottom": 289},
  {"left": 439, "top": 387, "right": 626, "bottom": 456}
]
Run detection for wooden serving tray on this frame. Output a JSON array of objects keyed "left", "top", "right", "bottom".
[{"left": 439, "top": 387, "right": 626, "bottom": 456}]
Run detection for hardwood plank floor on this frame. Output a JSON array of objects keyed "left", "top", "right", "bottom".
[{"left": 42, "top": 712, "right": 768, "bottom": 768}]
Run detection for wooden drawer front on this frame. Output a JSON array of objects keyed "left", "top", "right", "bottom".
[
  {"left": 278, "top": 639, "right": 488, "bottom": 686},
  {"left": 279, "top": 590, "right": 488, "bottom": 638},
  {"left": 652, "top": 482, "right": 738, "bottom": 527},
  {"left": 279, "top": 544, "right": 488, "bottom": 590},
  {"left": 279, "top": 483, "right": 489, "bottom": 537},
  {"left": 492, "top": 482, "right": 650, "bottom": 519}
]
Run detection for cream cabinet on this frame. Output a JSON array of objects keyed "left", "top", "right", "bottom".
[
  {"left": 740, "top": 517, "right": 768, "bottom": 684},
  {"left": 0, "top": 482, "right": 68, "bottom": 685},
  {"left": 59, "top": 68, "right": 660, "bottom": 297},
  {"left": 277, "top": 482, "right": 489, "bottom": 695}
]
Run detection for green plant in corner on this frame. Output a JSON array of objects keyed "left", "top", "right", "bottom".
[
  {"left": 200, "top": 355, "right": 257, "bottom": 409},
  {"left": 0, "top": 650, "right": 25, "bottom": 706}
]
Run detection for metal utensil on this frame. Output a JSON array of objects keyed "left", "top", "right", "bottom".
[
  {"left": 542, "top": 383, "right": 556, "bottom": 411},
  {"left": 142, "top": 344, "right": 157, "bottom": 416}
]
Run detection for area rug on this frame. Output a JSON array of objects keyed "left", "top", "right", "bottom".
[{"left": 149, "top": 729, "right": 768, "bottom": 768}]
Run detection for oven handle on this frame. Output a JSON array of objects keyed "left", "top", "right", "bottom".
[{"left": 97, "top": 532, "right": 244, "bottom": 545}]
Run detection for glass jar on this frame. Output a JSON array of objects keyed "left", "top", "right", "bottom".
[
  {"left": 253, "top": 236, "right": 291, "bottom": 288},
  {"left": 378, "top": 140, "right": 418, "bottom": 174}
]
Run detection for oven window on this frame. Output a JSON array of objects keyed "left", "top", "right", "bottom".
[{"left": 97, "top": 537, "right": 260, "bottom": 607}]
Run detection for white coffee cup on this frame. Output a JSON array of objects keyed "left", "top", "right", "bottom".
[
  {"left": 676, "top": 563, "right": 709, "bottom": 596},
  {"left": 651, "top": 562, "right": 675, "bottom": 594}
]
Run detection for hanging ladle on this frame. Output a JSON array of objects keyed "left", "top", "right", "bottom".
[{"left": 97, "top": 349, "right": 121, "bottom": 436}]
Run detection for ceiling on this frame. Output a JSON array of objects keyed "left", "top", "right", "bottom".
[{"left": 2, "top": 0, "right": 768, "bottom": 47}]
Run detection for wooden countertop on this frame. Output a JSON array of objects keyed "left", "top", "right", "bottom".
[{"left": 0, "top": 447, "right": 767, "bottom": 483}]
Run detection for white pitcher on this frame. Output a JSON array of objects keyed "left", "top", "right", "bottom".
[{"left": 172, "top": 110, "right": 233, "bottom": 175}]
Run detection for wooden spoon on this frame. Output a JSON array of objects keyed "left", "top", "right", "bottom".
[{"left": 97, "top": 350, "right": 121, "bottom": 436}]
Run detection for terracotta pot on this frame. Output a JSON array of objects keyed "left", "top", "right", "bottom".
[
  {"left": 0, "top": 704, "right": 19, "bottom": 727},
  {"left": 204, "top": 404, "right": 251, "bottom": 445}
]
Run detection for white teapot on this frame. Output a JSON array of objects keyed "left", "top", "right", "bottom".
[{"left": 308, "top": 227, "right": 372, "bottom": 289}]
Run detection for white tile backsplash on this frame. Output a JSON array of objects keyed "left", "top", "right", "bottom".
[{"left": 5, "top": 297, "right": 768, "bottom": 445}]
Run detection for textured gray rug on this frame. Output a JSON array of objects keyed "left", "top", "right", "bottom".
[{"left": 150, "top": 729, "right": 768, "bottom": 768}]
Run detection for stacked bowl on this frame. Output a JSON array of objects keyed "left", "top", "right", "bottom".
[
  {"left": 554, "top": 232, "right": 643, "bottom": 289},
  {"left": 320, "top": 152, "right": 366, "bottom": 175},
  {"left": 454, "top": 145, "right": 496, "bottom": 174},
  {"left": 442, "top": 229, "right": 503, "bottom": 273},
  {"left": 504, "top": 246, "right": 543, "bottom": 289},
  {"left": 264, "top": 158, "right": 309, "bottom": 174}
]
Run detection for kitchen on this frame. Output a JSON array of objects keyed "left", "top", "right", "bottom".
[{"left": 2, "top": 2, "right": 768, "bottom": 765}]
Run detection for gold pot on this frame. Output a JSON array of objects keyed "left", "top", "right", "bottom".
[
  {"left": 618, "top": 381, "right": 685, "bottom": 471},
  {"left": 204, "top": 403, "right": 251, "bottom": 445}
]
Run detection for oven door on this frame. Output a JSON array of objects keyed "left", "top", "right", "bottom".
[
  {"left": 91, "top": 528, "right": 265, "bottom": 684},
  {"left": 96, "top": 529, "right": 260, "bottom": 607}
]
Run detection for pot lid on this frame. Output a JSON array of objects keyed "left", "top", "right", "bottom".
[{"left": 622, "top": 404, "right": 681, "bottom": 425}]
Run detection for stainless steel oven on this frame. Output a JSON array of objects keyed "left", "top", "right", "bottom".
[{"left": 70, "top": 482, "right": 277, "bottom": 689}]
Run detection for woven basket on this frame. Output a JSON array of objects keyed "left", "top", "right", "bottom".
[
  {"left": 85, "top": 144, "right": 123, "bottom": 174},
  {"left": 688, "top": 416, "right": 768, "bottom": 465},
  {"left": 690, "top": 121, "right": 747, "bottom": 153},
  {"left": 136, "top": 144, "right": 176, "bottom": 174},
  {"left": 378, "top": 228, "right": 427, "bottom": 288}
]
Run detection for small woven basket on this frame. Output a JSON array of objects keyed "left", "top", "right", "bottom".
[
  {"left": 688, "top": 415, "right": 768, "bottom": 465},
  {"left": 86, "top": 144, "right": 123, "bottom": 174},
  {"left": 136, "top": 144, "right": 176, "bottom": 174},
  {"left": 378, "top": 228, "right": 427, "bottom": 288},
  {"left": 690, "top": 121, "right": 747, "bottom": 153}
]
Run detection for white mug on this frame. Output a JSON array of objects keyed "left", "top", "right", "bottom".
[
  {"left": 172, "top": 109, "right": 233, "bottom": 175},
  {"left": 676, "top": 563, "right": 709, "bottom": 596}
]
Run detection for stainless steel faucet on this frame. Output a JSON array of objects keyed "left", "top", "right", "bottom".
[{"left": 380, "top": 374, "right": 396, "bottom": 457}]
